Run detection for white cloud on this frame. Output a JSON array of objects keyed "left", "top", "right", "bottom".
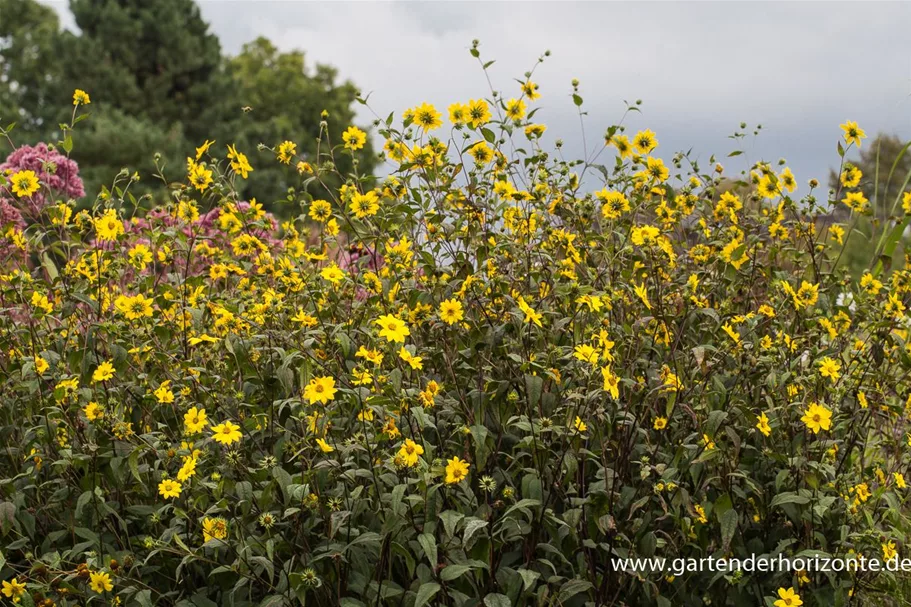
[{"left": 44, "top": 0, "right": 911, "bottom": 184}]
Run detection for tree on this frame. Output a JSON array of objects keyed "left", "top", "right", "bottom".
[
  {"left": 0, "top": 0, "right": 376, "bottom": 212},
  {"left": 0, "top": 0, "right": 64, "bottom": 135},
  {"left": 62, "top": 0, "right": 232, "bottom": 140},
  {"left": 226, "top": 37, "right": 377, "bottom": 206}
]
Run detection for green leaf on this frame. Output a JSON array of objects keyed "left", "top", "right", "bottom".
[
  {"left": 719, "top": 509, "right": 738, "bottom": 552},
  {"left": 418, "top": 532, "right": 437, "bottom": 566},
  {"left": 439, "top": 510, "right": 464, "bottom": 538},
  {"left": 517, "top": 568, "right": 540, "bottom": 591},
  {"left": 770, "top": 492, "right": 810, "bottom": 508},
  {"left": 441, "top": 564, "right": 473, "bottom": 581},
  {"left": 525, "top": 374, "right": 543, "bottom": 408},
  {"left": 463, "top": 518, "right": 488, "bottom": 549},
  {"left": 638, "top": 531, "right": 657, "bottom": 557},
  {"left": 484, "top": 593, "right": 511, "bottom": 607},
  {"left": 415, "top": 582, "right": 441, "bottom": 607},
  {"left": 557, "top": 579, "right": 593, "bottom": 603},
  {"left": 135, "top": 590, "right": 153, "bottom": 607}
]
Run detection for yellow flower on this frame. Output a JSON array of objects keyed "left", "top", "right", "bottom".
[
  {"left": 309, "top": 199, "right": 332, "bottom": 223},
  {"left": 94, "top": 209, "right": 124, "bottom": 241},
  {"left": 779, "top": 167, "right": 796, "bottom": 193},
  {"left": 177, "top": 456, "right": 197, "bottom": 482},
  {"left": 439, "top": 298, "right": 464, "bottom": 325},
  {"left": 350, "top": 190, "right": 380, "bottom": 218},
  {"left": 444, "top": 456, "right": 470, "bottom": 484},
  {"left": 573, "top": 344, "right": 599, "bottom": 365},
  {"left": 609, "top": 134, "right": 633, "bottom": 158},
  {"left": 398, "top": 347, "right": 424, "bottom": 370},
  {"left": 601, "top": 366, "right": 620, "bottom": 399},
  {"left": 840, "top": 121, "right": 866, "bottom": 147},
  {"left": 634, "top": 282, "right": 651, "bottom": 310},
  {"left": 801, "top": 402, "right": 833, "bottom": 435},
  {"left": 31, "top": 291, "right": 53, "bottom": 314},
  {"left": 154, "top": 380, "right": 175, "bottom": 404},
  {"left": 756, "top": 412, "right": 771, "bottom": 437},
  {"left": 128, "top": 244, "right": 153, "bottom": 270},
  {"left": 842, "top": 191, "right": 868, "bottom": 212},
  {"left": 653, "top": 417, "right": 668, "bottom": 431},
  {"left": 840, "top": 164, "right": 862, "bottom": 188},
  {"left": 320, "top": 263, "right": 346, "bottom": 285},
  {"left": 10, "top": 170, "right": 40, "bottom": 197},
  {"left": 92, "top": 360, "right": 115, "bottom": 383},
  {"left": 73, "top": 88, "right": 91, "bottom": 105},
  {"left": 195, "top": 139, "right": 215, "bottom": 159},
  {"left": 896, "top": 473, "right": 907, "bottom": 489},
  {"left": 694, "top": 504, "right": 708, "bottom": 524},
  {"left": 644, "top": 156, "right": 669, "bottom": 182},
  {"left": 517, "top": 297, "right": 543, "bottom": 327},
  {"left": 188, "top": 162, "right": 213, "bottom": 191},
  {"left": 316, "top": 438, "right": 334, "bottom": 453},
  {"left": 342, "top": 126, "right": 367, "bottom": 151},
  {"left": 34, "top": 355, "right": 49, "bottom": 375},
  {"left": 304, "top": 376, "right": 337, "bottom": 405},
  {"left": 883, "top": 541, "right": 898, "bottom": 561},
  {"left": 84, "top": 401, "right": 103, "bottom": 421},
  {"left": 525, "top": 124, "right": 547, "bottom": 139},
  {"left": 633, "top": 129, "right": 657, "bottom": 154},
  {"left": 520, "top": 80, "right": 540, "bottom": 100},
  {"left": 211, "top": 420, "right": 242, "bottom": 445},
  {"left": 817, "top": 357, "right": 841, "bottom": 383},
  {"left": 469, "top": 141, "right": 493, "bottom": 164},
  {"left": 184, "top": 407, "right": 208, "bottom": 434},
  {"left": 375, "top": 314, "right": 410, "bottom": 343},
  {"left": 158, "top": 479, "right": 182, "bottom": 499},
  {"left": 397, "top": 439, "right": 424, "bottom": 467},
  {"left": 1, "top": 578, "right": 26, "bottom": 602},
  {"left": 573, "top": 416, "right": 587, "bottom": 433},
  {"left": 773, "top": 587, "right": 802, "bottom": 607},
  {"left": 757, "top": 175, "right": 780, "bottom": 199},
  {"left": 466, "top": 99, "right": 491, "bottom": 127},
  {"left": 202, "top": 517, "right": 228, "bottom": 543},
  {"left": 276, "top": 140, "right": 297, "bottom": 163},
  {"left": 356, "top": 346, "right": 384, "bottom": 365},
  {"left": 410, "top": 102, "right": 442, "bottom": 130},
  {"left": 116, "top": 294, "right": 154, "bottom": 320},
  {"left": 226, "top": 144, "right": 253, "bottom": 178},
  {"left": 597, "top": 190, "right": 630, "bottom": 220},
  {"left": 448, "top": 103, "right": 467, "bottom": 125},
  {"left": 505, "top": 98, "right": 526, "bottom": 121}
]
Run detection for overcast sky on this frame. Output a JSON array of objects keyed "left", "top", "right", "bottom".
[{"left": 45, "top": 1, "right": 911, "bottom": 187}]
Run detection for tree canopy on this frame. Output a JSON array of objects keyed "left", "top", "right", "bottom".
[{"left": 0, "top": 0, "right": 376, "bottom": 212}]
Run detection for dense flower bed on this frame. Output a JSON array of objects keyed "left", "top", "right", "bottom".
[{"left": 1, "top": 54, "right": 911, "bottom": 607}]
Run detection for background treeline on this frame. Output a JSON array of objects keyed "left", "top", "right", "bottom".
[{"left": 0, "top": 0, "right": 377, "bottom": 212}]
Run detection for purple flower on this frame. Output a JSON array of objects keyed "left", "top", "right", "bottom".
[{"left": 1, "top": 143, "right": 85, "bottom": 214}]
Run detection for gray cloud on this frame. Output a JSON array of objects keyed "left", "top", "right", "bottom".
[{"left": 44, "top": 0, "right": 911, "bottom": 187}]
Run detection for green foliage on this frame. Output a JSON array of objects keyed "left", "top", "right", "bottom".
[
  {"left": 3, "top": 36, "right": 911, "bottom": 607},
  {"left": 0, "top": 0, "right": 376, "bottom": 212},
  {"left": 226, "top": 37, "right": 375, "bottom": 203},
  {"left": 0, "top": 0, "right": 63, "bottom": 134}
]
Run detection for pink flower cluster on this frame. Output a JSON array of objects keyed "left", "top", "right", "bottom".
[{"left": 1, "top": 143, "right": 86, "bottom": 223}]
